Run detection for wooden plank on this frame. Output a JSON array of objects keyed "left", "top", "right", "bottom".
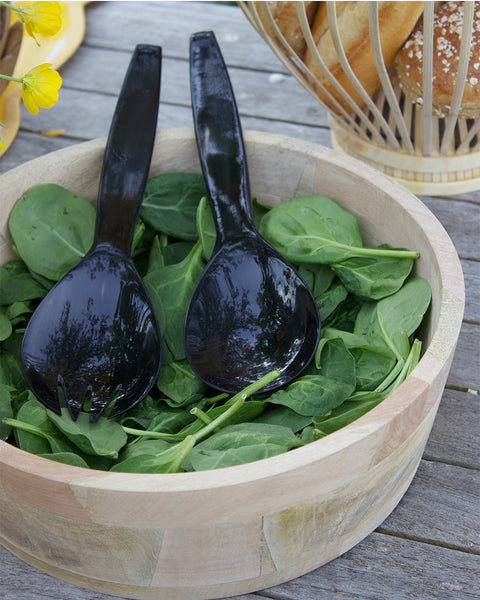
[
  {"left": 421, "top": 195, "right": 480, "bottom": 260},
  {"left": 425, "top": 388, "right": 480, "bottom": 468},
  {"left": 379, "top": 460, "right": 480, "bottom": 552},
  {"left": 461, "top": 258, "right": 480, "bottom": 322},
  {"left": 83, "top": 1, "right": 285, "bottom": 72},
  {"left": 262, "top": 531, "right": 480, "bottom": 600},
  {"left": 56, "top": 46, "right": 327, "bottom": 125},
  {"left": 448, "top": 324, "right": 480, "bottom": 390},
  {"left": 1, "top": 529, "right": 479, "bottom": 600}
]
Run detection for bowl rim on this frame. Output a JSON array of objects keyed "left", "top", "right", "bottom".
[{"left": 0, "top": 128, "right": 465, "bottom": 491}]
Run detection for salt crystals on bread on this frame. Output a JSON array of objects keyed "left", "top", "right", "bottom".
[{"left": 395, "top": 1, "right": 480, "bottom": 118}]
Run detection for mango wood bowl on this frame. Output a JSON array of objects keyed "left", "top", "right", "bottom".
[{"left": 0, "top": 129, "right": 464, "bottom": 600}]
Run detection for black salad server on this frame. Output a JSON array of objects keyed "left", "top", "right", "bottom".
[
  {"left": 21, "top": 44, "right": 163, "bottom": 422},
  {"left": 184, "top": 31, "right": 320, "bottom": 394}
]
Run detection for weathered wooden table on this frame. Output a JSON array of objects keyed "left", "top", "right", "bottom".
[{"left": 0, "top": 3, "right": 478, "bottom": 599}]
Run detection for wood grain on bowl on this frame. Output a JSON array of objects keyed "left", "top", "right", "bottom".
[{"left": 0, "top": 130, "right": 464, "bottom": 600}]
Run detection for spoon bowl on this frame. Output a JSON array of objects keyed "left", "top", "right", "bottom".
[
  {"left": 21, "top": 45, "right": 163, "bottom": 421},
  {"left": 185, "top": 31, "right": 320, "bottom": 394}
]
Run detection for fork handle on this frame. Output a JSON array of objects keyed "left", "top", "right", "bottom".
[{"left": 94, "top": 44, "right": 161, "bottom": 252}]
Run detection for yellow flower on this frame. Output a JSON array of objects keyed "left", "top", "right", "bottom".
[
  {"left": 14, "top": 1, "right": 62, "bottom": 44},
  {"left": 21, "top": 63, "right": 62, "bottom": 115}
]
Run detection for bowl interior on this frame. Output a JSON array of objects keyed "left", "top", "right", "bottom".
[{"left": 0, "top": 128, "right": 465, "bottom": 481}]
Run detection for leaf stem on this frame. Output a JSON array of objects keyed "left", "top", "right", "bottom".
[
  {"left": 122, "top": 370, "right": 281, "bottom": 444},
  {"left": 165, "top": 435, "right": 196, "bottom": 473}
]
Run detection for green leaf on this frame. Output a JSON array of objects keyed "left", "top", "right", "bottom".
[
  {"left": 111, "top": 435, "right": 195, "bottom": 473},
  {"left": 354, "top": 277, "right": 432, "bottom": 359},
  {"left": 267, "top": 374, "right": 354, "bottom": 416},
  {"left": 0, "top": 385, "right": 13, "bottom": 440},
  {"left": 0, "top": 350, "right": 27, "bottom": 392},
  {"left": 157, "top": 359, "right": 207, "bottom": 407},
  {"left": 313, "top": 396, "right": 385, "bottom": 436},
  {"left": 0, "top": 312, "right": 12, "bottom": 341},
  {"left": 259, "top": 195, "right": 418, "bottom": 263},
  {"left": 316, "top": 278, "right": 348, "bottom": 321},
  {"left": 316, "top": 337, "right": 356, "bottom": 387},
  {"left": 144, "top": 241, "right": 205, "bottom": 362},
  {"left": 196, "top": 195, "right": 216, "bottom": 260},
  {"left": 188, "top": 423, "right": 303, "bottom": 471},
  {"left": 38, "top": 452, "right": 91, "bottom": 468},
  {"left": 140, "top": 173, "right": 206, "bottom": 241},
  {"left": 320, "top": 328, "right": 396, "bottom": 391},
  {"left": 8, "top": 184, "right": 95, "bottom": 281},
  {"left": 330, "top": 246, "right": 414, "bottom": 300},
  {"left": 253, "top": 404, "right": 312, "bottom": 432},
  {"left": 47, "top": 408, "right": 127, "bottom": 458},
  {"left": 297, "top": 263, "right": 335, "bottom": 298},
  {"left": 0, "top": 266, "right": 47, "bottom": 305}
]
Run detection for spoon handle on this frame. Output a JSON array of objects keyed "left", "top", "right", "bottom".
[
  {"left": 95, "top": 44, "right": 162, "bottom": 252},
  {"left": 190, "top": 31, "right": 255, "bottom": 244}
]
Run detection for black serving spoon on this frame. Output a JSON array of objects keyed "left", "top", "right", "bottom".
[
  {"left": 21, "top": 45, "right": 162, "bottom": 422},
  {"left": 184, "top": 31, "right": 320, "bottom": 394}
]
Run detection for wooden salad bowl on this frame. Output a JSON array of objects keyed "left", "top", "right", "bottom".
[{"left": 0, "top": 130, "right": 465, "bottom": 600}]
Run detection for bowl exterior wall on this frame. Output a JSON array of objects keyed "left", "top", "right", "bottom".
[{"left": 0, "top": 130, "right": 464, "bottom": 599}]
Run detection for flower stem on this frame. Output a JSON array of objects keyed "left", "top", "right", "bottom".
[
  {"left": 0, "top": 1, "right": 22, "bottom": 14},
  {"left": 0, "top": 73, "right": 22, "bottom": 84}
]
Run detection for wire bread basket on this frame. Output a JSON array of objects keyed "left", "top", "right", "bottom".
[{"left": 240, "top": 1, "right": 480, "bottom": 195}]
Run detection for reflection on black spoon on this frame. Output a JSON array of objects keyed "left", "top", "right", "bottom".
[
  {"left": 21, "top": 45, "right": 163, "bottom": 421},
  {"left": 184, "top": 31, "right": 320, "bottom": 394}
]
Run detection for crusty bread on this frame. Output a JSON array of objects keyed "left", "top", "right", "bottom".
[
  {"left": 257, "top": 1, "right": 319, "bottom": 58},
  {"left": 395, "top": 1, "right": 480, "bottom": 118},
  {"left": 304, "top": 1, "right": 424, "bottom": 114}
]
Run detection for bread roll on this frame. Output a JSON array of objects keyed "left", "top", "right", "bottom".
[
  {"left": 395, "top": 1, "right": 480, "bottom": 118},
  {"left": 257, "top": 1, "right": 319, "bottom": 58},
  {"left": 304, "top": 1, "right": 424, "bottom": 114}
]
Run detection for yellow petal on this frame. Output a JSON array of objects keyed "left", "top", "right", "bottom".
[
  {"left": 16, "top": 2, "right": 62, "bottom": 40},
  {"left": 21, "top": 90, "right": 39, "bottom": 115}
]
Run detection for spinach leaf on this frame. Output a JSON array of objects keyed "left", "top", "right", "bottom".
[
  {"left": 13, "top": 399, "right": 57, "bottom": 454},
  {"left": 156, "top": 359, "right": 207, "bottom": 408},
  {"left": 0, "top": 312, "right": 11, "bottom": 341},
  {"left": 313, "top": 396, "right": 385, "bottom": 436},
  {"left": 267, "top": 374, "right": 354, "bottom": 416},
  {"left": 316, "top": 337, "right": 356, "bottom": 387},
  {"left": 8, "top": 184, "right": 95, "bottom": 281},
  {"left": 253, "top": 404, "right": 313, "bottom": 433},
  {"left": 144, "top": 242, "right": 205, "bottom": 362},
  {"left": 140, "top": 173, "right": 206, "bottom": 241},
  {"left": 354, "top": 277, "right": 432, "bottom": 360},
  {"left": 0, "top": 385, "right": 13, "bottom": 440},
  {"left": 188, "top": 423, "right": 303, "bottom": 471},
  {"left": 0, "top": 265, "right": 47, "bottom": 305},
  {"left": 259, "top": 195, "right": 418, "bottom": 264},
  {"left": 330, "top": 247, "right": 414, "bottom": 300},
  {"left": 38, "top": 452, "right": 91, "bottom": 468},
  {"left": 47, "top": 408, "right": 127, "bottom": 458},
  {"left": 320, "top": 328, "right": 396, "bottom": 391},
  {"left": 196, "top": 195, "right": 216, "bottom": 260},
  {"left": 161, "top": 241, "right": 195, "bottom": 266},
  {"left": 111, "top": 435, "right": 195, "bottom": 473},
  {"left": 316, "top": 278, "right": 348, "bottom": 321},
  {"left": 297, "top": 263, "right": 335, "bottom": 298},
  {"left": 0, "top": 350, "right": 26, "bottom": 392},
  {"left": 118, "top": 394, "right": 168, "bottom": 429}
]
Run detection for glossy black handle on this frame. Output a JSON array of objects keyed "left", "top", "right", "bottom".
[
  {"left": 95, "top": 44, "right": 162, "bottom": 252},
  {"left": 190, "top": 31, "right": 255, "bottom": 244}
]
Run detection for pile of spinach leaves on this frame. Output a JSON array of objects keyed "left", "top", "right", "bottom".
[{"left": 0, "top": 175, "right": 431, "bottom": 473}]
